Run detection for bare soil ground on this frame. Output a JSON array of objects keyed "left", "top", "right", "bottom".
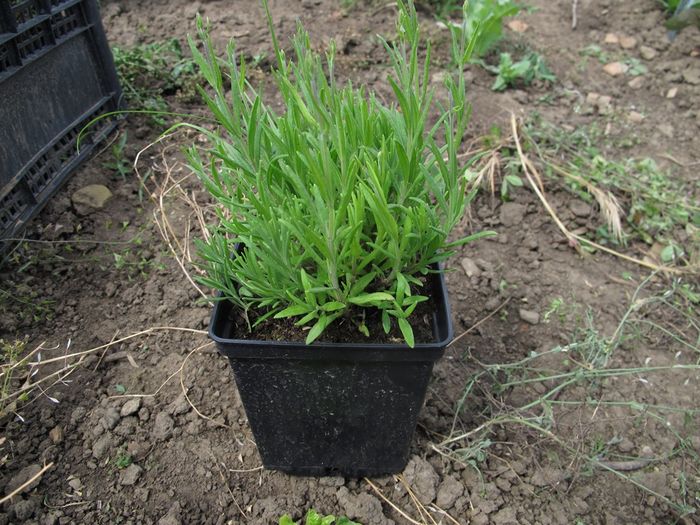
[{"left": 1, "top": 0, "right": 699, "bottom": 524}]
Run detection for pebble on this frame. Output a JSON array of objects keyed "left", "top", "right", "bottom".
[
  {"left": 119, "top": 464, "right": 143, "bottom": 486},
  {"left": 666, "top": 87, "right": 678, "bottom": 99},
  {"left": 640, "top": 45, "right": 657, "bottom": 60},
  {"left": 138, "top": 407, "right": 151, "bottom": 422},
  {"left": 604, "top": 33, "right": 619, "bottom": 44},
  {"left": 519, "top": 308, "right": 540, "bottom": 325},
  {"left": 603, "top": 62, "right": 627, "bottom": 76},
  {"left": 627, "top": 76, "right": 644, "bottom": 89},
  {"left": 68, "top": 477, "right": 83, "bottom": 491},
  {"left": 507, "top": 20, "right": 528, "bottom": 33},
  {"left": 71, "top": 185, "right": 113, "bottom": 216},
  {"left": 570, "top": 200, "right": 592, "bottom": 217},
  {"left": 618, "top": 438, "right": 635, "bottom": 453},
  {"left": 460, "top": 257, "right": 481, "bottom": 278},
  {"left": 121, "top": 398, "right": 142, "bottom": 418},
  {"left": 628, "top": 111, "right": 644, "bottom": 124},
  {"left": 619, "top": 36, "right": 637, "bottom": 49},
  {"left": 49, "top": 426, "right": 64, "bottom": 444}
]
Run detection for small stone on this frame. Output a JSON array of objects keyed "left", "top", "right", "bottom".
[
  {"left": 586, "top": 92, "right": 600, "bottom": 105},
  {"left": 153, "top": 412, "right": 175, "bottom": 440},
  {"left": 682, "top": 69, "right": 700, "bottom": 85},
  {"left": 119, "top": 464, "right": 143, "bottom": 486},
  {"left": 666, "top": 87, "right": 678, "bottom": 99},
  {"left": 68, "top": 477, "right": 82, "bottom": 491},
  {"left": 618, "top": 438, "right": 634, "bottom": 453},
  {"left": 627, "top": 76, "right": 644, "bottom": 89},
  {"left": 596, "top": 95, "right": 613, "bottom": 113},
  {"left": 507, "top": 20, "right": 528, "bottom": 33},
  {"left": 640, "top": 46, "right": 658, "bottom": 60},
  {"left": 121, "top": 398, "right": 142, "bottom": 418},
  {"left": 570, "top": 200, "right": 592, "bottom": 217},
  {"left": 49, "top": 426, "right": 64, "bottom": 444},
  {"left": 519, "top": 309, "right": 540, "bottom": 325},
  {"left": 499, "top": 203, "right": 527, "bottom": 227},
  {"left": 628, "top": 111, "right": 644, "bottom": 123},
  {"left": 604, "top": 33, "right": 619, "bottom": 44},
  {"left": 101, "top": 407, "right": 120, "bottom": 430},
  {"left": 619, "top": 36, "right": 637, "bottom": 49},
  {"left": 138, "top": 407, "right": 150, "bottom": 422},
  {"left": 460, "top": 257, "right": 481, "bottom": 278},
  {"left": 603, "top": 62, "right": 627, "bottom": 76},
  {"left": 5, "top": 464, "right": 42, "bottom": 494},
  {"left": 71, "top": 185, "right": 112, "bottom": 216},
  {"left": 158, "top": 502, "right": 183, "bottom": 525}
]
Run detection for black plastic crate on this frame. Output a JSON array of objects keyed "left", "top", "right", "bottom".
[{"left": 0, "top": 0, "right": 122, "bottom": 241}]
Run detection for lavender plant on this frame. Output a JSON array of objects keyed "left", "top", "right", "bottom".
[{"left": 187, "top": 0, "right": 493, "bottom": 346}]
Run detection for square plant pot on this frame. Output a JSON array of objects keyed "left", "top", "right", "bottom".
[{"left": 209, "top": 270, "right": 453, "bottom": 477}]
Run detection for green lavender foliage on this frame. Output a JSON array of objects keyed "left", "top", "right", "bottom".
[{"left": 187, "top": 0, "right": 493, "bottom": 346}]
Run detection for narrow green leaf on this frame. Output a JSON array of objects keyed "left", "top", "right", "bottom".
[
  {"left": 321, "top": 301, "right": 346, "bottom": 312},
  {"left": 348, "top": 292, "right": 395, "bottom": 305},
  {"left": 397, "top": 318, "right": 415, "bottom": 348},
  {"left": 274, "top": 304, "right": 312, "bottom": 318}
]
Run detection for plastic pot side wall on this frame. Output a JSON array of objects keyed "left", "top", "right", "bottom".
[{"left": 210, "top": 270, "right": 453, "bottom": 477}]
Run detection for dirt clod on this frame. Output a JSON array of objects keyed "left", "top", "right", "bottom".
[
  {"left": 6, "top": 464, "right": 43, "bottom": 494},
  {"left": 499, "top": 203, "right": 527, "bottom": 227},
  {"left": 157, "top": 502, "right": 182, "bottom": 525},
  {"left": 336, "top": 487, "right": 394, "bottom": 525},
  {"left": 402, "top": 456, "right": 439, "bottom": 504},
  {"left": 120, "top": 398, "right": 141, "bottom": 418},
  {"left": 119, "top": 464, "right": 143, "bottom": 486},
  {"left": 153, "top": 412, "right": 175, "bottom": 440},
  {"left": 436, "top": 476, "right": 464, "bottom": 508}
]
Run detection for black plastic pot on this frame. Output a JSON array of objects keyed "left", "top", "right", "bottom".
[{"left": 209, "top": 270, "right": 453, "bottom": 477}]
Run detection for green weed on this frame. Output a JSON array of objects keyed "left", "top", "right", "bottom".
[
  {"left": 114, "top": 453, "right": 133, "bottom": 469},
  {"left": 0, "top": 338, "right": 29, "bottom": 415},
  {"left": 522, "top": 118, "right": 700, "bottom": 264},
  {"left": 488, "top": 51, "right": 555, "bottom": 91},
  {"left": 451, "top": 0, "right": 523, "bottom": 59},
  {"left": 112, "top": 39, "right": 199, "bottom": 125},
  {"left": 102, "top": 131, "right": 131, "bottom": 181},
  {"left": 280, "top": 509, "right": 360, "bottom": 525}
]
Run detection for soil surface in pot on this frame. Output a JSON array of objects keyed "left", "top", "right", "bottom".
[
  {"left": 217, "top": 279, "right": 439, "bottom": 344},
  {"left": 0, "top": 0, "right": 698, "bottom": 524}
]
